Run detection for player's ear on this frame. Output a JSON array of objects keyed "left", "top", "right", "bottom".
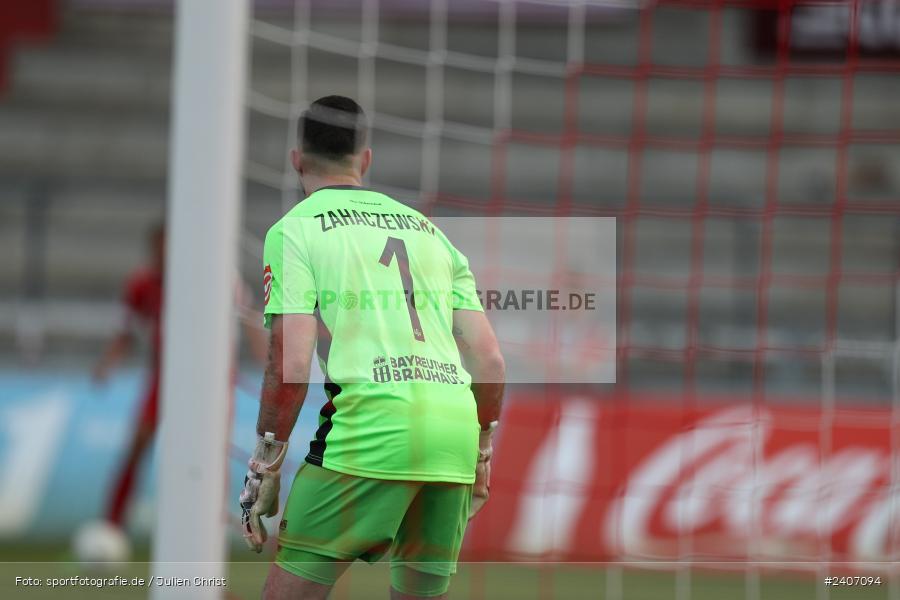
[
  {"left": 359, "top": 148, "right": 372, "bottom": 178},
  {"left": 291, "top": 148, "right": 303, "bottom": 175}
]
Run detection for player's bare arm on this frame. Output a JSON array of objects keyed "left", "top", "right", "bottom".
[
  {"left": 92, "top": 330, "right": 133, "bottom": 383},
  {"left": 453, "top": 309, "right": 505, "bottom": 427},
  {"left": 256, "top": 313, "right": 317, "bottom": 440},
  {"left": 240, "top": 313, "right": 317, "bottom": 552},
  {"left": 453, "top": 309, "right": 505, "bottom": 519}
]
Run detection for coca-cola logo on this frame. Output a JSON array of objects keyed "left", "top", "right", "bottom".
[
  {"left": 606, "top": 406, "right": 892, "bottom": 563},
  {"left": 465, "top": 397, "right": 900, "bottom": 568}
]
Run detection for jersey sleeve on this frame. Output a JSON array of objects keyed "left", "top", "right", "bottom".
[
  {"left": 448, "top": 242, "right": 483, "bottom": 312},
  {"left": 263, "top": 219, "right": 317, "bottom": 329}
]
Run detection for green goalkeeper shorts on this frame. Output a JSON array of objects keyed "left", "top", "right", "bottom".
[{"left": 275, "top": 462, "right": 471, "bottom": 596}]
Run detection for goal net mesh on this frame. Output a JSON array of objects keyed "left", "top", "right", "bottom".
[{"left": 235, "top": 0, "right": 900, "bottom": 597}]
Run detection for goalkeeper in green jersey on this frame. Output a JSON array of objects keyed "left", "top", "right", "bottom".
[{"left": 239, "top": 96, "right": 505, "bottom": 600}]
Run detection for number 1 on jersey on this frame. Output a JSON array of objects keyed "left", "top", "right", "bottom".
[{"left": 379, "top": 236, "right": 425, "bottom": 342}]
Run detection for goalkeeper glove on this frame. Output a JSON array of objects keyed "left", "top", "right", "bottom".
[
  {"left": 469, "top": 421, "right": 498, "bottom": 520},
  {"left": 239, "top": 432, "right": 288, "bottom": 553}
]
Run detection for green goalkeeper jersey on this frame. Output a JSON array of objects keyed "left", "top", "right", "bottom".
[{"left": 263, "top": 186, "right": 483, "bottom": 484}]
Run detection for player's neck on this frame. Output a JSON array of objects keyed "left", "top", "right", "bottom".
[{"left": 302, "top": 174, "right": 363, "bottom": 197}]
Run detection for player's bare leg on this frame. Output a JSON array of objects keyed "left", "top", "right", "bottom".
[
  {"left": 107, "top": 421, "right": 155, "bottom": 524},
  {"left": 262, "top": 563, "right": 335, "bottom": 600}
]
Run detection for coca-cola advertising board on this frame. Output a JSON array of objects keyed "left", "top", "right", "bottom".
[{"left": 464, "top": 392, "right": 898, "bottom": 569}]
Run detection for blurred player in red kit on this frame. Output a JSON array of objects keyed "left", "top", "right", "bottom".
[{"left": 92, "top": 224, "right": 268, "bottom": 527}]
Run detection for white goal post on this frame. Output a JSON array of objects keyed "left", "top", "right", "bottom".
[{"left": 151, "top": 1, "right": 249, "bottom": 598}]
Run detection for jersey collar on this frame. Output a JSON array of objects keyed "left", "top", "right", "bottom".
[{"left": 314, "top": 185, "right": 369, "bottom": 192}]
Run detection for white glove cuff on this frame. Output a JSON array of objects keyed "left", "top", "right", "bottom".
[
  {"left": 249, "top": 432, "right": 288, "bottom": 474},
  {"left": 478, "top": 421, "right": 498, "bottom": 462}
]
